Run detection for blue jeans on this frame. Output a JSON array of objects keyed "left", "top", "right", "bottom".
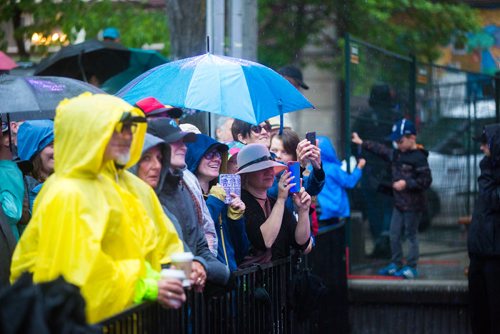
[{"left": 390, "top": 208, "right": 421, "bottom": 268}]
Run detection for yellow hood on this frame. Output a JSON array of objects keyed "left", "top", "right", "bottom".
[{"left": 54, "top": 92, "right": 146, "bottom": 178}]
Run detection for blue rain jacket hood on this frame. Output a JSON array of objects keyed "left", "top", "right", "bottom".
[
  {"left": 185, "top": 134, "right": 228, "bottom": 176},
  {"left": 317, "top": 136, "right": 362, "bottom": 219},
  {"left": 318, "top": 135, "right": 341, "bottom": 166},
  {"left": 17, "top": 120, "right": 54, "bottom": 161}
]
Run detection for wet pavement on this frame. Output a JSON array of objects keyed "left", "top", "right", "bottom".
[{"left": 349, "top": 225, "right": 469, "bottom": 281}]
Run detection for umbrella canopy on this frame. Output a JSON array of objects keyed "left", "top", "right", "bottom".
[
  {"left": 34, "top": 39, "right": 130, "bottom": 84},
  {"left": 0, "top": 75, "right": 105, "bottom": 121},
  {"left": 0, "top": 51, "right": 17, "bottom": 71},
  {"left": 117, "top": 53, "right": 313, "bottom": 125},
  {"left": 100, "top": 48, "right": 168, "bottom": 94}
]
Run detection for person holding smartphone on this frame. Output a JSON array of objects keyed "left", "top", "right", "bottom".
[
  {"left": 237, "top": 143, "right": 312, "bottom": 265},
  {"left": 185, "top": 134, "right": 249, "bottom": 272},
  {"left": 269, "top": 129, "right": 325, "bottom": 236}
]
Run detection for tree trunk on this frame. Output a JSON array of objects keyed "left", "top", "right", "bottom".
[
  {"left": 165, "top": 0, "right": 206, "bottom": 59},
  {"left": 12, "top": 6, "right": 28, "bottom": 60}
]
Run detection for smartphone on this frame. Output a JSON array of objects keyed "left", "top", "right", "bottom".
[
  {"left": 305, "top": 131, "right": 316, "bottom": 146},
  {"left": 287, "top": 161, "right": 301, "bottom": 193},
  {"left": 219, "top": 174, "right": 241, "bottom": 204}
]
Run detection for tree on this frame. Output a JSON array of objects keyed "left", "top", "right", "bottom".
[
  {"left": 257, "top": 0, "right": 480, "bottom": 68},
  {"left": 0, "top": 0, "right": 171, "bottom": 59},
  {"left": 164, "top": 0, "right": 206, "bottom": 59}
]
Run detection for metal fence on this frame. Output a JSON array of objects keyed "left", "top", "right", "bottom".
[
  {"left": 344, "top": 34, "right": 499, "bottom": 272},
  {"left": 99, "top": 258, "right": 294, "bottom": 334}
]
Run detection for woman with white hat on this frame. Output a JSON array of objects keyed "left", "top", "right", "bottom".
[{"left": 237, "top": 143, "right": 312, "bottom": 266}]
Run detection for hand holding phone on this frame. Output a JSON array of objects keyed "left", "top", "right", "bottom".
[
  {"left": 287, "top": 161, "right": 301, "bottom": 193},
  {"left": 219, "top": 174, "right": 241, "bottom": 204},
  {"left": 305, "top": 131, "right": 316, "bottom": 146}
]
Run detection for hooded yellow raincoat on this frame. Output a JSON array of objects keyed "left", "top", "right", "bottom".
[
  {"left": 103, "top": 147, "right": 183, "bottom": 265},
  {"left": 11, "top": 93, "right": 163, "bottom": 323}
]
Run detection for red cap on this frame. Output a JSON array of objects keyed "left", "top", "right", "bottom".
[{"left": 135, "top": 97, "right": 183, "bottom": 119}]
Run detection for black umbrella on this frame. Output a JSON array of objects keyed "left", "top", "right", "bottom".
[
  {"left": 0, "top": 75, "right": 105, "bottom": 121},
  {"left": 34, "top": 39, "right": 131, "bottom": 84}
]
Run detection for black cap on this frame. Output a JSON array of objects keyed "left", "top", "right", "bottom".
[
  {"left": 147, "top": 118, "right": 196, "bottom": 144},
  {"left": 278, "top": 65, "right": 309, "bottom": 90},
  {"left": 473, "top": 128, "right": 488, "bottom": 144}
]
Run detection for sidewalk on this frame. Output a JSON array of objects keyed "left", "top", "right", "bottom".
[{"left": 349, "top": 224, "right": 469, "bottom": 281}]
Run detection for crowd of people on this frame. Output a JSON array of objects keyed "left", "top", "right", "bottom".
[
  {"left": 0, "top": 86, "right": 347, "bottom": 323},
  {"left": 0, "top": 64, "right": 446, "bottom": 326}
]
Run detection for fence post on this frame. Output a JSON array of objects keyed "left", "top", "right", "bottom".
[
  {"left": 343, "top": 33, "right": 352, "bottom": 274},
  {"left": 495, "top": 71, "right": 500, "bottom": 123},
  {"left": 409, "top": 54, "right": 416, "bottom": 122}
]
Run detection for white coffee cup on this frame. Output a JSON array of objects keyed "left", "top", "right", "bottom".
[
  {"left": 170, "top": 252, "right": 194, "bottom": 287},
  {"left": 160, "top": 269, "right": 187, "bottom": 307}
]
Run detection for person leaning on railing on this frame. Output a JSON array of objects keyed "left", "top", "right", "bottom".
[
  {"left": 10, "top": 94, "right": 186, "bottom": 324},
  {"left": 237, "top": 143, "right": 312, "bottom": 266}
]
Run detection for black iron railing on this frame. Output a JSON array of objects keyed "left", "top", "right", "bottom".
[{"left": 99, "top": 258, "right": 293, "bottom": 334}]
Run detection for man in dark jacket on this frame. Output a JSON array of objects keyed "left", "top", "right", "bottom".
[
  {"left": 468, "top": 123, "right": 500, "bottom": 334},
  {"left": 352, "top": 118, "right": 432, "bottom": 279}
]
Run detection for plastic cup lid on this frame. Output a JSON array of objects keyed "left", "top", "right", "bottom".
[
  {"left": 161, "top": 269, "right": 186, "bottom": 280},
  {"left": 171, "top": 252, "right": 194, "bottom": 262}
]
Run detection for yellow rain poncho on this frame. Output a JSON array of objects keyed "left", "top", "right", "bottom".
[
  {"left": 10, "top": 93, "right": 162, "bottom": 323},
  {"left": 103, "top": 147, "right": 183, "bottom": 265}
]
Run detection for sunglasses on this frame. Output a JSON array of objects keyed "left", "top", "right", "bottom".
[
  {"left": 250, "top": 123, "right": 271, "bottom": 134},
  {"left": 204, "top": 150, "right": 222, "bottom": 160},
  {"left": 115, "top": 122, "right": 138, "bottom": 134}
]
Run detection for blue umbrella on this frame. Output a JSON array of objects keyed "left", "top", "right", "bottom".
[{"left": 117, "top": 53, "right": 313, "bottom": 125}]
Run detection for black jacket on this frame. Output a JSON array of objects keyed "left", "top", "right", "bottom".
[
  {"left": 0, "top": 207, "right": 16, "bottom": 288},
  {"left": 362, "top": 140, "right": 432, "bottom": 212},
  {"left": 468, "top": 124, "right": 500, "bottom": 256}
]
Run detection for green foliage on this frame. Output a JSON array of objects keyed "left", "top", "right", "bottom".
[
  {"left": 0, "top": 0, "right": 170, "bottom": 57},
  {"left": 257, "top": 0, "right": 481, "bottom": 68}
]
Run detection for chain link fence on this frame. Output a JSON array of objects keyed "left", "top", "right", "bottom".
[{"left": 344, "top": 35, "right": 499, "bottom": 274}]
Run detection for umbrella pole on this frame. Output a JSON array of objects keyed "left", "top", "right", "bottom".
[
  {"left": 6, "top": 113, "right": 12, "bottom": 153},
  {"left": 78, "top": 51, "right": 88, "bottom": 82},
  {"left": 278, "top": 101, "right": 284, "bottom": 135}
]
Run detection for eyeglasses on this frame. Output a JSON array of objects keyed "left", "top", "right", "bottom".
[
  {"left": 204, "top": 150, "right": 222, "bottom": 160},
  {"left": 250, "top": 124, "right": 271, "bottom": 134},
  {"left": 115, "top": 122, "right": 138, "bottom": 134}
]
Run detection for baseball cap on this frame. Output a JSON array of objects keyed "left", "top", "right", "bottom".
[
  {"left": 1, "top": 121, "right": 7, "bottom": 133},
  {"left": 147, "top": 118, "right": 196, "bottom": 144},
  {"left": 389, "top": 118, "right": 416, "bottom": 141},
  {"left": 278, "top": 65, "right": 309, "bottom": 90},
  {"left": 473, "top": 127, "right": 488, "bottom": 144},
  {"left": 103, "top": 27, "right": 120, "bottom": 40},
  {"left": 135, "top": 97, "right": 183, "bottom": 119}
]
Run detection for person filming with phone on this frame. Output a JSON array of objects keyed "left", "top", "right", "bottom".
[
  {"left": 237, "top": 143, "right": 312, "bottom": 266},
  {"left": 269, "top": 128, "right": 325, "bottom": 236},
  {"left": 185, "top": 133, "right": 249, "bottom": 272}
]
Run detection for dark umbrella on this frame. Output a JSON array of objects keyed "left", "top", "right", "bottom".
[
  {"left": 0, "top": 75, "right": 105, "bottom": 121},
  {"left": 100, "top": 48, "right": 168, "bottom": 94},
  {"left": 34, "top": 39, "right": 130, "bottom": 84}
]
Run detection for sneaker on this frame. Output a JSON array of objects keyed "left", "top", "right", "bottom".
[
  {"left": 394, "top": 266, "right": 418, "bottom": 279},
  {"left": 378, "top": 263, "right": 399, "bottom": 276}
]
